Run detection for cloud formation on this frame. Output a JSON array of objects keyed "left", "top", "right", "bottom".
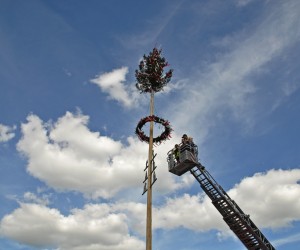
[
  {"left": 118, "top": 168, "right": 300, "bottom": 238},
  {"left": 229, "top": 168, "right": 300, "bottom": 228},
  {"left": 0, "top": 124, "right": 16, "bottom": 142},
  {"left": 0, "top": 203, "right": 144, "bottom": 250},
  {"left": 90, "top": 67, "right": 138, "bottom": 108},
  {"left": 1, "top": 168, "right": 300, "bottom": 249},
  {"left": 17, "top": 111, "right": 192, "bottom": 199}
]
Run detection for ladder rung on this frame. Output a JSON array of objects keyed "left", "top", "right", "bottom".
[
  {"left": 224, "top": 212, "right": 238, "bottom": 220},
  {"left": 202, "top": 180, "right": 211, "bottom": 186}
]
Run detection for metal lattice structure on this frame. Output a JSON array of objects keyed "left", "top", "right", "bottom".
[{"left": 167, "top": 144, "right": 275, "bottom": 250}]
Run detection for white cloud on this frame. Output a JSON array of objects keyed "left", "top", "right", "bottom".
[
  {"left": 229, "top": 168, "right": 300, "bottom": 229},
  {"left": 0, "top": 124, "right": 16, "bottom": 142},
  {"left": 6, "top": 192, "right": 52, "bottom": 206},
  {"left": 168, "top": 1, "right": 300, "bottom": 139},
  {"left": 148, "top": 171, "right": 300, "bottom": 248},
  {"left": 154, "top": 194, "right": 225, "bottom": 232},
  {"left": 0, "top": 203, "right": 144, "bottom": 250},
  {"left": 17, "top": 111, "right": 192, "bottom": 199},
  {"left": 124, "top": 169, "right": 300, "bottom": 236},
  {"left": 23, "top": 192, "right": 51, "bottom": 206},
  {"left": 1, "top": 168, "right": 299, "bottom": 249},
  {"left": 118, "top": 168, "right": 300, "bottom": 235},
  {"left": 90, "top": 67, "right": 139, "bottom": 108},
  {"left": 89, "top": 64, "right": 181, "bottom": 109}
]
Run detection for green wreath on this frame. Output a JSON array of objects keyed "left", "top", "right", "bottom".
[{"left": 135, "top": 115, "right": 172, "bottom": 145}]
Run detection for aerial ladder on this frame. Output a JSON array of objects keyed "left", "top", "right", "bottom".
[{"left": 167, "top": 143, "right": 276, "bottom": 250}]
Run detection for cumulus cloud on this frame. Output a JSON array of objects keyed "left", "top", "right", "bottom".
[
  {"left": 16, "top": 112, "right": 300, "bottom": 230},
  {"left": 0, "top": 203, "right": 144, "bottom": 250},
  {"left": 17, "top": 111, "right": 192, "bottom": 199},
  {"left": 229, "top": 168, "right": 300, "bottom": 229},
  {"left": 126, "top": 169, "right": 300, "bottom": 236},
  {"left": 90, "top": 67, "right": 139, "bottom": 108},
  {"left": 112, "top": 168, "right": 300, "bottom": 236},
  {"left": 1, "top": 168, "right": 299, "bottom": 249},
  {"left": 0, "top": 197, "right": 221, "bottom": 249},
  {"left": 119, "top": 169, "right": 300, "bottom": 236},
  {"left": 0, "top": 124, "right": 16, "bottom": 142},
  {"left": 154, "top": 194, "right": 224, "bottom": 232}
]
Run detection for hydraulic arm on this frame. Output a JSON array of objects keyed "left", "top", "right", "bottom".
[{"left": 167, "top": 144, "right": 275, "bottom": 250}]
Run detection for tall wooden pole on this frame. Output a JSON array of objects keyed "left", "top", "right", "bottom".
[
  {"left": 146, "top": 90, "right": 154, "bottom": 250},
  {"left": 135, "top": 48, "right": 173, "bottom": 250}
]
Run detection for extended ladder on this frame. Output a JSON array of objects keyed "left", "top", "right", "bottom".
[
  {"left": 167, "top": 144, "right": 275, "bottom": 250},
  {"left": 190, "top": 164, "right": 275, "bottom": 250}
]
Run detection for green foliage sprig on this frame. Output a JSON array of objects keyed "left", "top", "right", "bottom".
[{"left": 135, "top": 48, "right": 173, "bottom": 93}]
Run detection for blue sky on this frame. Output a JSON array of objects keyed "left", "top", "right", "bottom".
[{"left": 1, "top": 0, "right": 300, "bottom": 249}]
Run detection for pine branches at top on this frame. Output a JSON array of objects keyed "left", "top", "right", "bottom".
[{"left": 135, "top": 48, "right": 173, "bottom": 93}]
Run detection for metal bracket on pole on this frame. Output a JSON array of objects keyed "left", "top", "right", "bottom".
[
  {"left": 151, "top": 171, "right": 157, "bottom": 187},
  {"left": 152, "top": 162, "right": 157, "bottom": 173},
  {"left": 143, "top": 172, "right": 148, "bottom": 183},
  {"left": 142, "top": 182, "right": 147, "bottom": 195}
]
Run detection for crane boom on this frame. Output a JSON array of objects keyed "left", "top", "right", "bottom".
[{"left": 167, "top": 144, "right": 275, "bottom": 250}]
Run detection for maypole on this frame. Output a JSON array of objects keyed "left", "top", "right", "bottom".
[
  {"left": 146, "top": 90, "right": 154, "bottom": 250},
  {"left": 135, "top": 48, "right": 173, "bottom": 250}
]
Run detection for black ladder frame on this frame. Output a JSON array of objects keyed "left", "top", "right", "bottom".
[{"left": 190, "top": 164, "right": 276, "bottom": 250}]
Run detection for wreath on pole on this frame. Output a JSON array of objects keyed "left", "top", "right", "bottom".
[{"left": 135, "top": 115, "right": 173, "bottom": 145}]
